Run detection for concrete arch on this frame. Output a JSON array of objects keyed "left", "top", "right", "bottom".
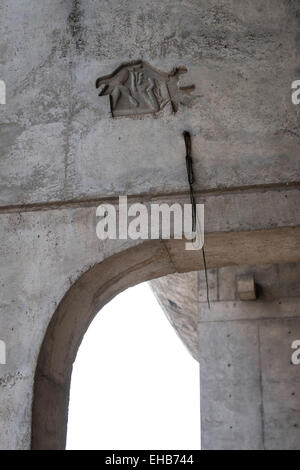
[
  {"left": 31, "top": 239, "right": 189, "bottom": 450},
  {"left": 31, "top": 226, "right": 300, "bottom": 449}
]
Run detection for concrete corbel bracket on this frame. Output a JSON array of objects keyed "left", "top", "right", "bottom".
[{"left": 236, "top": 274, "right": 257, "bottom": 301}]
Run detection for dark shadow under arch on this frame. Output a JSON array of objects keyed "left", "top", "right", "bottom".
[{"left": 31, "top": 228, "right": 300, "bottom": 449}]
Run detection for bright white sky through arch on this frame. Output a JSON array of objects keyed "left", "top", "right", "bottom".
[{"left": 66, "top": 281, "right": 200, "bottom": 450}]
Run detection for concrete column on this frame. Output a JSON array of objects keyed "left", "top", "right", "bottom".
[{"left": 198, "top": 263, "right": 300, "bottom": 450}]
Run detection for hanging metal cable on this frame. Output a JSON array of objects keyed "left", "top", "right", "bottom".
[{"left": 183, "top": 131, "right": 210, "bottom": 308}]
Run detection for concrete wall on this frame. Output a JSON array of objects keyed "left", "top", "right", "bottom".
[
  {"left": 153, "top": 264, "right": 300, "bottom": 450},
  {"left": 1, "top": 0, "right": 300, "bottom": 207},
  {"left": 0, "top": 0, "right": 300, "bottom": 449},
  {"left": 198, "top": 265, "right": 300, "bottom": 450}
]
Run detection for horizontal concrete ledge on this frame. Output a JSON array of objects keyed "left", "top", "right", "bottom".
[
  {"left": 167, "top": 226, "right": 300, "bottom": 273},
  {"left": 0, "top": 187, "right": 299, "bottom": 238},
  {"left": 0, "top": 181, "right": 299, "bottom": 215},
  {"left": 199, "top": 297, "right": 300, "bottom": 323}
]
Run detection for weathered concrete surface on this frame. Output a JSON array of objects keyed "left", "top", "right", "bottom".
[
  {"left": 1, "top": 198, "right": 299, "bottom": 449},
  {"left": 154, "top": 264, "right": 300, "bottom": 449},
  {"left": 152, "top": 263, "right": 300, "bottom": 358},
  {"left": 199, "top": 316, "right": 300, "bottom": 450},
  {"left": 151, "top": 272, "right": 198, "bottom": 360},
  {"left": 1, "top": 0, "right": 300, "bottom": 206},
  {"left": 0, "top": 0, "right": 300, "bottom": 450}
]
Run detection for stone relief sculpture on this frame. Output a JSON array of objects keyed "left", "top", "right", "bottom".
[{"left": 96, "top": 60, "right": 196, "bottom": 117}]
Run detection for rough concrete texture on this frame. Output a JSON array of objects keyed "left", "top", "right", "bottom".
[
  {"left": 1, "top": 0, "right": 300, "bottom": 205},
  {"left": 153, "top": 263, "right": 300, "bottom": 449},
  {"left": 152, "top": 263, "right": 300, "bottom": 358},
  {"left": 0, "top": 0, "right": 300, "bottom": 450},
  {"left": 199, "top": 317, "right": 300, "bottom": 450},
  {"left": 1, "top": 199, "right": 298, "bottom": 449},
  {"left": 151, "top": 272, "right": 198, "bottom": 360}
]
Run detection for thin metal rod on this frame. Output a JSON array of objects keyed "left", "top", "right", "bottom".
[{"left": 183, "top": 131, "right": 210, "bottom": 308}]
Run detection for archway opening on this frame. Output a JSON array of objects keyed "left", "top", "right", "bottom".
[
  {"left": 66, "top": 281, "right": 200, "bottom": 450},
  {"left": 32, "top": 228, "right": 299, "bottom": 449}
]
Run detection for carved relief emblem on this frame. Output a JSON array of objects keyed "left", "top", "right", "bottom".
[{"left": 96, "top": 61, "right": 196, "bottom": 117}]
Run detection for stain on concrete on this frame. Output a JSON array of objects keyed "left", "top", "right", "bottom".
[
  {"left": 0, "top": 372, "right": 23, "bottom": 389},
  {"left": 68, "top": 0, "right": 85, "bottom": 51},
  {"left": 0, "top": 124, "right": 24, "bottom": 158}
]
